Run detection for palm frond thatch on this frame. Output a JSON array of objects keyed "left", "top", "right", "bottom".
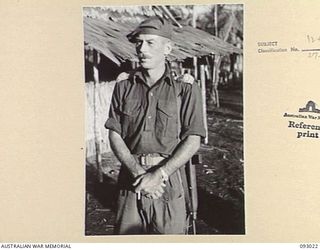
[{"left": 83, "top": 16, "right": 242, "bottom": 64}]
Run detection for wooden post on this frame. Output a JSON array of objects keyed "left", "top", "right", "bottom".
[
  {"left": 93, "top": 50, "right": 103, "bottom": 183},
  {"left": 193, "top": 57, "right": 198, "bottom": 80},
  {"left": 215, "top": 56, "right": 222, "bottom": 108},
  {"left": 179, "top": 61, "right": 183, "bottom": 76},
  {"left": 214, "top": 4, "right": 218, "bottom": 37},
  {"left": 200, "top": 65, "right": 208, "bottom": 144}
]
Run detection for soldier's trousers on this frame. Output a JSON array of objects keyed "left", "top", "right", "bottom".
[{"left": 114, "top": 169, "right": 187, "bottom": 234}]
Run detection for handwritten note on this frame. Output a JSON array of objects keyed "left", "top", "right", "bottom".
[
  {"left": 304, "top": 35, "right": 320, "bottom": 59},
  {"left": 306, "top": 35, "right": 320, "bottom": 44}
]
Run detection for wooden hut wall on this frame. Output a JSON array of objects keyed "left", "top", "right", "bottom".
[{"left": 86, "top": 81, "right": 116, "bottom": 158}]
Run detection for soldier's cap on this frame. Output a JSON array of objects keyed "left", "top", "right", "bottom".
[{"left": 127, "top": 16, "right": 173, "bottom": 43}]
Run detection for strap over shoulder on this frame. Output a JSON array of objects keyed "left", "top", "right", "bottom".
[
  {"left": 116, "top": 72, "right": 130, "bottom": 83},
  {"left": 176, "top": 73, "right": 195, "bottom": 85}
]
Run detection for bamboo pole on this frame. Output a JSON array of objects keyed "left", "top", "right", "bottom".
[
  {"left": 200, "top": 65, "right": 208, "bottom": 144},
  {"left": 93, "top": 50, "right": 103, "bottom": 183}
]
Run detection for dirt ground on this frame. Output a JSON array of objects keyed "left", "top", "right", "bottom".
[{"left": 85, "top": 84, "right": 244, "bottom": 235}]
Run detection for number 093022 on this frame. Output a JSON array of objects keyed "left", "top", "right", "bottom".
[{"left": 300, "top": 244, "right": 318, "bottom": 248}]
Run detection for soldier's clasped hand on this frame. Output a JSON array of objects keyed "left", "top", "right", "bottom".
[{"left": 132, "top": 170, "right": 166, "bottom": 199}]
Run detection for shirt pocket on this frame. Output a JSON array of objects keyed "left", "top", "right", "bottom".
[
  {"left": 156, "top": 99, "right": 178, "bottom": 138},
  {"left": 120, "top": 99, "right": 141, "bottom": 136},
  {"left": 122, "top": 99, "right": 141, "bottom": 116}
]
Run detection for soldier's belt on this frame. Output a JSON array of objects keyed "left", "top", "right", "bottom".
[{"left": 134, "top": 153, "right": 166, "bottom": 166}]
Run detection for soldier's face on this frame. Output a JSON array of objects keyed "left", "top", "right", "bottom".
[{"left": 135, "top": 34, "right": 172, "bottom": 69}]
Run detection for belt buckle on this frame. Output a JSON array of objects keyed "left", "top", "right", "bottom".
[
  {"left": 140, "top": 154, "right": 152, "bottom": 166},
  {"left": 140, "top": 154, "right": 147, "bottom": 166}
]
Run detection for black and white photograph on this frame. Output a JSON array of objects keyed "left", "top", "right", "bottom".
[
  {"left": 3, "top": 0, "right": 320, "bottom": 246},
  {"left": 84, "top": 4, "right": 244, "bottom": 235}
]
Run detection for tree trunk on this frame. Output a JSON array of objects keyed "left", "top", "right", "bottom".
[
  {"left": 192, "top": 6, "right": 198, "bottom": 80},
  {"left": 210, "top": 55, "right": 222, "bottom": 108},
  {"left": 210, "top": 9, "right": 235, "bottom": 107},
  {"left": 223, "top": 10, "right": 235, "bottom": 42}
]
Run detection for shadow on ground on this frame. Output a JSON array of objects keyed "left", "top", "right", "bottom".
[{"left": 197, "top": 187, "right": 245, "bottom": 234}]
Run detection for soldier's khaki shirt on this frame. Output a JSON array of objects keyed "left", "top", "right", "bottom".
[{"left": 105, "top": 66, "right": 206, "bottom": 156}]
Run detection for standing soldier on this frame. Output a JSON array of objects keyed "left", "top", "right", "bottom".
[{"left": 105, "top": 16, "right": 205, "bottom": 234}]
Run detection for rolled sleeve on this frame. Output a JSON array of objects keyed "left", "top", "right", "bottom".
[
  {"left": 180, "top": 83, "right": 206, "bottom": 141},
  {"left": 105, "top": 117, "right": 121, "bottom": 135},
  {"left": 105, "top": 82, "right": 122, "bottom": 135}
]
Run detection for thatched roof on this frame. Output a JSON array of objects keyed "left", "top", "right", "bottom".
[{"left": 83, "top": 16, "right": 242, "bottom": 66}]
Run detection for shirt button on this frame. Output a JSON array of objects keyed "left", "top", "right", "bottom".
[
  {"left": 150, "top": 92, "right": 153, "bottom": 96},
  {"left": 148, "top": 115, "right": 152, "bottom": 119}
]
